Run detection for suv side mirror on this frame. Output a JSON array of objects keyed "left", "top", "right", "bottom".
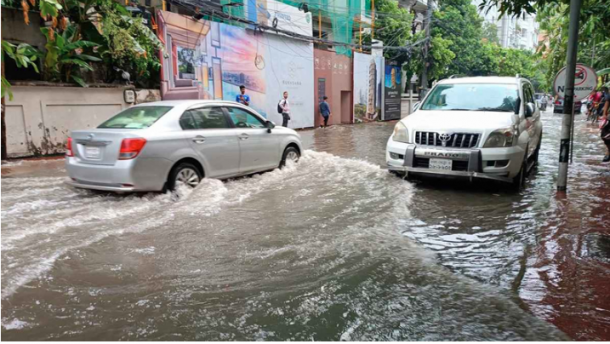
[
  {"left": 525, "top": 103, "right": 535, "bottom": 118},
  {"left": 265, "top": 120, "right": 275, "bottom": 133}
]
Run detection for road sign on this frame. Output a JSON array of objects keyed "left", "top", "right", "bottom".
[{"left": 553, "top": 63, "right": 598, "bottom": 101}]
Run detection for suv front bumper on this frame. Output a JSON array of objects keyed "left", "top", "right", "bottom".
[{"left": 386, "top": 142, "right": 524, "bottom": 183}]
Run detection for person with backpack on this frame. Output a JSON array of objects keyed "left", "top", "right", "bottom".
[{"left": 278, "top": 91, "right": 290, "bottom": 127}]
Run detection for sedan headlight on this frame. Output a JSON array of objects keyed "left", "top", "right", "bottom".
[
  {"left": 483, "top": 128, "right": 515, "bottom": 148},
  {"left": 392, "top": 122, "right": 409, "bottom": 143}
]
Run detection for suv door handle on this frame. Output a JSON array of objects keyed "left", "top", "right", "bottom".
[
  {"left": 192, "top": 135, "right": 206, "bottom": 144},
  {"left": 239, "top": 133, "right": 249, "bottom": 140}
]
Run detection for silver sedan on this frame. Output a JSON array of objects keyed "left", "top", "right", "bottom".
[{"left": 65, "top": 100, "right": 302, "bottom": 192}]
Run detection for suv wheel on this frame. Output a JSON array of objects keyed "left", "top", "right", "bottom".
[
  {"left": 511, "top": 152, "right": 528, "bottom": 191},
  {"left": 167, "top": 162, "right": 202, "bottom": 191},
  {"left": 280, "top": 146, "right": 300, "bottom": 168},
  {"left": 533, "top": 134, "right": 542, "bottom": 167}
]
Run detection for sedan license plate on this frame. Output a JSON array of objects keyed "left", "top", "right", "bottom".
[
  {"left": 429, "top": 158, "right": 452, "bottom": 171},
  {"left": 84, "top": 146, "right": 101, "bottom": 159}
]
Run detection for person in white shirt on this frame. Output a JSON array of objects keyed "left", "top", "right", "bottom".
[{"left": 279, "top": 91, "right": 290, "bottom": 127}]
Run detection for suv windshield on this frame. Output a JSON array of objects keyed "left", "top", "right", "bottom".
[
  {"left": 98, "top": 106, "right": 172, "bottom": 129},
  {"left": 421, "top": 83, "right": 519, "bottom": 112}
]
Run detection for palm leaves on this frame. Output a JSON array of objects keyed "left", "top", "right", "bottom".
[{"left": 40, "top": 24, "right": 101, "bottom": 86}]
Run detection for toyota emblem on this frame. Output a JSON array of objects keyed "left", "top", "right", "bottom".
[{"left": 439, "top": 133, "right": 452, "bottom": 146}]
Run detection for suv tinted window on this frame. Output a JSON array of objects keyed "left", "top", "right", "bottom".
[
  {"left": 226, "top": 107, "right": 266, "bottom": 129},
  {"left": 98, "top": 106, "right": 172, "bottom": 129},
  {"left": 180, "top": 107, "right": 230, "bottom": 130},
  {"left": 421, "top": 83, "right": 519, "bottom": 112}
]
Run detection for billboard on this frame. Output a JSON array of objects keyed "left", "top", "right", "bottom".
[
  {"left": 383, "top": 61, "right": 402, "bottom": 120},
  {"left": 352, "top": 52, "right": 383, "bottom": 122},
  {"left": 157, "top": 10, "right": 314, "bottom": 128},
  {"left": 244, "top": 0, "right": 313, "bottom": 37}
]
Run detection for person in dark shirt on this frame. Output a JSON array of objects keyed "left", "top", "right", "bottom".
[
  {"left": 235, "top": 85, "right": 250, "bottom": 106},
  {"left": 599, "top": 87, "right": 610, "bottom": 162},
  {"left": 319, "top": 96, "right": 331, "bottom": 128}
]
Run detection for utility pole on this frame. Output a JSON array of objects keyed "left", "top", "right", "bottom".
[
  {"left": 371, "top": 0, "right": 375, "bottom": 41},
  {"left": 420, "top": 0, "right": 433, "bottom": 98},
  {"left": 557, "top": 0, "right": 582, "bottom": 192}
]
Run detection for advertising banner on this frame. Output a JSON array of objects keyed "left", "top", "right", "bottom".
[
  {"left": 157, "top": 10, "right": 314, "bottom": 128},
  {"left": 352, "top": 52, "right": 383, "bottom": 122},
  {"left": 383, "top": 61, "right": 402, "bottom": 120},
  {"left": 262, "top": 33, "right": 314, "bottom": 128},
  {"left": 244, "top": 0, "right": 313, "bottom": 37}
]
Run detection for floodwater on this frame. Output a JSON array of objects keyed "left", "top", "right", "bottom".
[{"left": 1, "top": 109, "right": 608, "bottom": 340}]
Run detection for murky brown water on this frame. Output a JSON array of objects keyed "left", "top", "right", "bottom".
[{"left": 2, "top": 108, "right": 608, "bottom": 340}]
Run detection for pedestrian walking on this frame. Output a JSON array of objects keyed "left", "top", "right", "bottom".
[
  {"left": 235, "top": 85, "right": 250, "bottom": 106},
  {"left": 319, "top": 96, "right": 331, "bottom": 128},
  {"left": 599, "top": 87, "right": 610, "bottom": 162},
  {"left": 278, "top": 91, "right": 290, "bottom": 127}
]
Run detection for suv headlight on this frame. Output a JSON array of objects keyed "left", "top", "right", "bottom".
[
  {"left": 483, "top": 128, "right": 515, "bottom": 148},
  {"left": 392, "top": 122, "right": 409, "bottom": 143}
]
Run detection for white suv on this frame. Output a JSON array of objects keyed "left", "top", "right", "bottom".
[{"left": 386, "top": 76, "right": 542, "bottom": 188}]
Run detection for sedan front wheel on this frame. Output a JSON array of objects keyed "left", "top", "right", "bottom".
[{"left": 280, "top": 146, "right": 300, "bottom": 168}]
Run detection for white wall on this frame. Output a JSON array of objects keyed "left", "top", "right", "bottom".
[{"left": 4, "top": 86, "right": 159, "bottom": 158}]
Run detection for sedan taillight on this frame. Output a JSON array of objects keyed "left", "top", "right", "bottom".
[
  {"left": 119, "top": 138, "right": 147, "bottom": 160},
  {"left": 66, "top": 137, "right": 74, "bottom": 157}
]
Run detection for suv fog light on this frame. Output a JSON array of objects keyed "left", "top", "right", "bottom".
[{"left": 390, "top": 152, "right": 404, "bottom": 160}]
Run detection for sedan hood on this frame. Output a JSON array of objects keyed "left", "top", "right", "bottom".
[{"left": 401, "top": 110, "right": 516, "bottom": 132}]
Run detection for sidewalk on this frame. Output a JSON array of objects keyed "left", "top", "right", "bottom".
[{"left": 519, "top": 113, "right": 610, "bottom": 341}]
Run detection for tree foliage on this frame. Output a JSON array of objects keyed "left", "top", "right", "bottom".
[
  {"left": 536, "top": 0, "right": 610, "bottom": 90},
  {"left": 2, "top": 0, "right": 164, "bottom": 87},
  {"left": 361, "top": 0, "right": 413, "bottom": 64},
  {"left": 40, "top": 24, "right": 101, "bottom": 86},
  {"left": 398, "top": 0, "right": 549, "bottom": 91},
  {"left": 1, "top": 41, "right": 41, "bottom": 99},
  {"left": 97, "top": 2, "right": 164, "bottom": 87}
]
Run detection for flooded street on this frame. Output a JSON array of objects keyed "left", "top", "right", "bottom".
[{"left": 2, "top": 109, "right": 609, "bottom": 340}]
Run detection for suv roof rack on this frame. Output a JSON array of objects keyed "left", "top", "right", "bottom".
[{"left": 448, "top": 74, "right": 467, "bottom": 79}]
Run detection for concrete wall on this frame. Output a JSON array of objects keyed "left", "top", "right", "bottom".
[
  {"left": 1, "top": 8, "right": 46, "bottom": 49},
  {"left": 314, "top": 49, "right": 353, "bottom": 126},
  {"left": 4, "top": 86, "right": 161, "bottom": 158}
]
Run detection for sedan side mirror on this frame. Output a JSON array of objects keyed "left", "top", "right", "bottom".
[
  {"left": 266, "top": 120, "right": 275, "bottom": 133},
  {"left": 525, "top": 103, "right": 535, "bottom": 118}
]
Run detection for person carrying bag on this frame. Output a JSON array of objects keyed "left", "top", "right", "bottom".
[{"left": 278, "top": 91, "right": 290, "bottom": 127}]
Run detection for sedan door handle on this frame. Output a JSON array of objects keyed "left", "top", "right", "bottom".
[
  {"left": 239, "top": 133, "right": 249, "bottom": 140},
  {"left": 192, "top": 135, "right": 206, "bottom": 144}
]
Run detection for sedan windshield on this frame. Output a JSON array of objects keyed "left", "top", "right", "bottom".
[
  {"left": 98, "top": 106, "right": 173, "bottom": 129},
  {"left": 421, "top": 83, "right": 519, "bottom": 112}
]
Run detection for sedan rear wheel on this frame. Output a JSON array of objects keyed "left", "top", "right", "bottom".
[{"left": 168, "top": 163, "right": 202, "bottom": 191}]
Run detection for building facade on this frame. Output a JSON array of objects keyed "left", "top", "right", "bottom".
[{"left": 474, "top": 0, "right": 539, "bottom": 51}]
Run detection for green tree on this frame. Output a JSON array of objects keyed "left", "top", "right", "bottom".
[
  {"left": 430, "top": 0, "right": 496, "bottom": 78},
  {"left": 362, "top": 0, "right": 413, "bottom": 64},
  {"left": 40, "top": 24, "right": 101, "bottom": 86},
  {"left": 536, "top": 0, "right": 609, "bottom": 91}
]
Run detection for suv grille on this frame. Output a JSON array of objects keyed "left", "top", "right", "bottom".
[{"left": 415, "top": 132, "right": 480, "bottom": 148}]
